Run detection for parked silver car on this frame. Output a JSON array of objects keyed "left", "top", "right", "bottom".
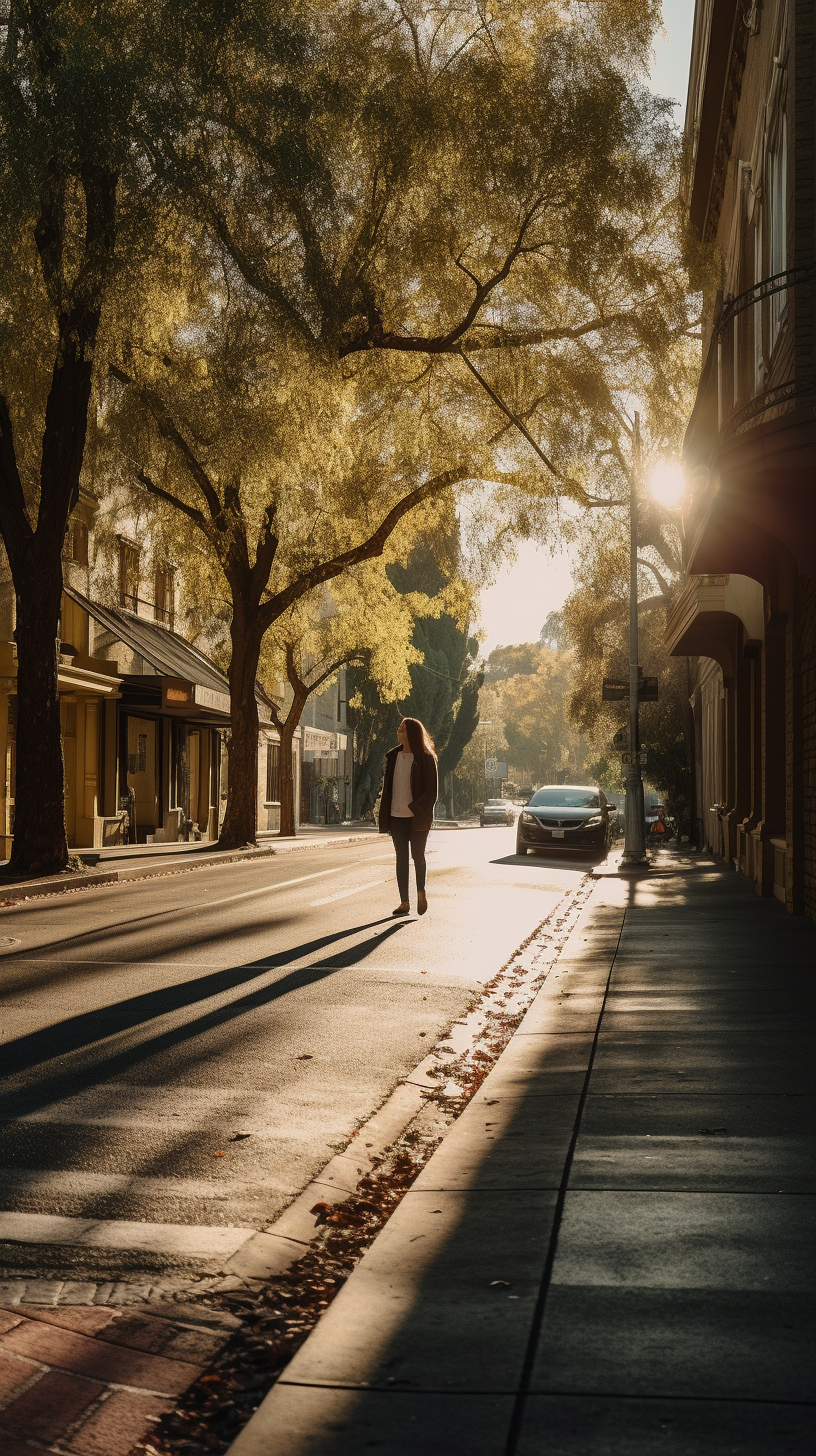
[{"left": 480, "top": 798, "right": 516, "bottom": 827}]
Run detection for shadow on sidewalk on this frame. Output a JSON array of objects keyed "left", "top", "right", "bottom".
[{"left": 234, "top": 860, "right": 816, "bottom": 1455}]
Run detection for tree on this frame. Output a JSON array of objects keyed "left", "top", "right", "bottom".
[
  {"left": 540, "top": 611, "right": 564, "bottom": 647},
  {"left": 0, "top": 2, "right": 155, "bottom": 873},
  {"left": 485, "top": 643, "right": 543, "bottom": 682},
  {"left": 258, "top": 570, "right": 425, "bottom": 835},
  {"left": 455, "top": 642, "right": 586, "bottom": 805},
  {"left": 107, "top": 292, "right": 487, "bottom": 846},
  {"left": 349, "top": 544, "right": 482, "bottom": 816}
]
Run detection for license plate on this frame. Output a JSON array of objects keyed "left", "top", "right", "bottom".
[{"left": 552, "top": 828, "right": 565, "bottom": 839}]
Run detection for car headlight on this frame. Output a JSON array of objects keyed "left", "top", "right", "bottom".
[
  {"left": 584, "top": 815, "right": 603, "bottom": 827},
  {"left": 521, "top": 811, "right": 536, "bottom": 823}
]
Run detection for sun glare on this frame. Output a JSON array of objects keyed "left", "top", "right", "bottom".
[{"left": 648, "top": 460, "right": 686, "bottom": 509}]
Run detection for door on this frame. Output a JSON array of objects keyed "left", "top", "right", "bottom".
[
  {"left": 127, "top": 717, "right": 157, "bottom": 838},
  {"left": 188, "top": 730, "right": 200, "bottom": 829}
]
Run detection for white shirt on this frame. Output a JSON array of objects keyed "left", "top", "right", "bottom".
[{"left": 391, "top": 751, "right": 414, "bottom": 817}]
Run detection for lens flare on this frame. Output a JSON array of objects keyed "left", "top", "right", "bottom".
[{"left": 648, "top": 460, "right": 686, "bottom": 508}]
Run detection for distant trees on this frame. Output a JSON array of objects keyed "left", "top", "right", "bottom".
[{"left": 456, "top": 641, "right": 585, "bottom": 804}]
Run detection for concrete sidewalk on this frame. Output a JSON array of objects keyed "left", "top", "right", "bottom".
[
  {"left": 229, "top": 852, "right": 816, "bottom": 1455},
  {"left": 0, "top": 825, "right": 379, "bottom": 901}
]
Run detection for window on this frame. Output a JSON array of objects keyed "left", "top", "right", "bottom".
[
  {"left": 266, "top": 742, "right": 281, "bottom": 803},
  {"left": 154, "top": 566, "right": 175, "bottom": 628},
  {"left": 753, "top": 216, "right": 764, "bottom": 396},
  {"left": 63, "top": 520, "right": 89, "bottom": 566},
  {"left": 118, "top": 539, "right": 140, "bottom": 611},
  {"left": 769, "top": 112, "right": 788, "bottom": 346},
  {"left": 529, "top": 788, "right": 600, "bottom": 809}
]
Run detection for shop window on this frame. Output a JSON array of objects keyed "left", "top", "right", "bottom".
[
  {"left": 118, "top": 539, "right": 140, "bottom": 611},
  {"left": 266, "top": 742, "right": 281, "bottom": 803},
  {"left": 128, "top": 733, "right": 148, "bottom": 776},
  {"left": 154, "top": 566, "right": 175, "bottom": 628}
]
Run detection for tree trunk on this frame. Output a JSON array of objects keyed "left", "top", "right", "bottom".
[
  {"left": 279, "top": 691, "right": 307, "bottom": 837},
  {"left": 8, "top": 556, "right": 68, "bottom": 877},
  {"left": 219, "top": 608, "right": 263, "bottom": 849}
]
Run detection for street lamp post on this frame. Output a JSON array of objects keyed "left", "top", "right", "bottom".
[
  {"left": 621, "top": 412, "right": 647, "bottom": 867},
  {"left": 478, "top": 721, "right": 492, "bottom": 806}
]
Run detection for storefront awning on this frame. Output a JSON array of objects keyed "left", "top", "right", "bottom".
[{"left": 65, "top": 587, "right": 232, "bottom": 719}]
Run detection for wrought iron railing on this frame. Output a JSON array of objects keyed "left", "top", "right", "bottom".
[
  {"left": 717, "top": 264, "right": 815, "bottom": 335},
  {"left": 715, "top": 264, "right": 815, "bottom": 439}
]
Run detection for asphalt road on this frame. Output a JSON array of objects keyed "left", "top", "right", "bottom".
[{"left": 0, "top": 826, "right": 590, "bottom": 1281}]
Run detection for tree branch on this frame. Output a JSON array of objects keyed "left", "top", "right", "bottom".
[
  {"left": 637, "top": 557, "right": 671, "bottom": 596},
  {"left": 339, "top": 195, "right": 549, "bottom": 356},
  {"left": 258, "top": 465, "right": 472, "bottom": 629},
  {"left": 135, "top": 468, "right": 209, "bottom": 531},
  {"left": 110, "top": 365, "right": 226, "bottom": 530},
  {"left": 0, "top": 392, "right": 34, "bottom": 569},
  {"left": 249, "top": 503, "right": 279, "bottom": 606},
  {"left": 209, "top": 211, "right": 316, "bottom": 344},
  {"left": 458, "top": 351, "right": 563, "bottom": 494}
]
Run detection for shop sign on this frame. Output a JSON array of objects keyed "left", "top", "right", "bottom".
[
  {"left": 194, "top": 685, "right": 231, "bottom": 716},
  {"left": 162, "top": 678, "right": 193, "bottom": 710}
]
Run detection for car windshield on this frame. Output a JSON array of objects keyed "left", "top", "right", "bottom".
[
  {"left": 486, "top": 799, "right": 508, "bottom": 806},
  {"left": 529, "top": 788, "right": 600, "bottom": 809}
]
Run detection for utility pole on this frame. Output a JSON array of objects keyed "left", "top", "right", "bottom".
[{"left": 621, "top": 412, "right": 647, "bottom": 867}]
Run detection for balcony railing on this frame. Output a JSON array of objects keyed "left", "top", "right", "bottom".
[
  {"left": 717, "top": 264, "right": 814, "bottom": 333},
  {"left": 715, "top": 264, "right": 815, "bottom": 441}
]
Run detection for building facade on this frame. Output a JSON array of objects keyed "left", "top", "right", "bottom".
[
  {"left": 0, "top": 490, "right": 298, "bottom": 855},
  {"left": 666, "top": 0, "right": 815, "bottom": 916},
  {"left": 299, "top": 670, "right": 352, "bottom": 825}
]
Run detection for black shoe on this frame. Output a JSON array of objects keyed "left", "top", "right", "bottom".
[{"left": 392, "top": 903, "right": 410, "bottom": 916}]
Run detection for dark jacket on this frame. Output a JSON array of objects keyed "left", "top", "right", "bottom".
[{"left": 378, "top": 745, "right": 438, "bottom": 834}]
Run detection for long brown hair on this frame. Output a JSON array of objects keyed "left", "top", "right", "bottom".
[{"left": 402, "top": 716, "right": 437, "bottom": 760}]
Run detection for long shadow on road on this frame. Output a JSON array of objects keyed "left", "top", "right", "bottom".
[{"left": 0, "top": 920, "right": 405, "bottom": 1089}]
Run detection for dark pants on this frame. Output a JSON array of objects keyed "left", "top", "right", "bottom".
[{"left": 390, "top": 816, "right": 429, "bottom": 902}]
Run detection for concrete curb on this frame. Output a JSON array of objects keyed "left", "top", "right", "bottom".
[{"left": 0, "top": 834, "right": 380, "bottom": 905}]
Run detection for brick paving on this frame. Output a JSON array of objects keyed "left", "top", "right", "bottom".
[{"left": 0, "top": 1301, "right": 232, "bottom": 1454}]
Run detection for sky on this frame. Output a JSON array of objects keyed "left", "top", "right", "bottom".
[{"left": 475, "top": 0, "right": 695, "bottom": 657}]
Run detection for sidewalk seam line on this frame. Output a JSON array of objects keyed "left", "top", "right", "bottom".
[{"left": 504, "top": 897, "right": 626, "bottom": 1456}]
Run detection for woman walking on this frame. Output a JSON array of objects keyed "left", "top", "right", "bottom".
[{"left": 378, "top": 717, "right": 438, "bottom": 916}]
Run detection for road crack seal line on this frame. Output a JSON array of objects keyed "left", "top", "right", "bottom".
[{"left": 130, "top": 873, "right": 595, "bottom": 1456}]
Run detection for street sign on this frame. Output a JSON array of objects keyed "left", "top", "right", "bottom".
[
  {"left": 622, "top": 750, "right": 648, "bottom": 766},
  {"left": 612, "top": 729, "right": 628, "bottom": 751},
  {"left": 602, "top": 677, "right": 659, "bottom": 703},
  {"left": 485, "top": 759, "right": 507, "bottom": 778}
]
